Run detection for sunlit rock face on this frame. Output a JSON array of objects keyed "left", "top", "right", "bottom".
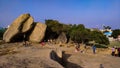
[
  {"left": 3, "top": 13, "right": 32, "bottom": 42},
  {"left": 22, "top": 16, "right": 34, "bottom": 33},
  {"left": 29, "top": 22, "right": 47, "bottom": 43},
  {"left": 3, "top": 13, "right": 46, "bottom": 43}
]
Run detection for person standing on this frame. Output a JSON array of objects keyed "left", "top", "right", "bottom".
[
  {"left": 115, "top": 47, "right": 118, "bottom": 56},
  {"left": 111, "top": 46, "right": 115, "bottom": 56},
  {"left": 92, "top": 44, "right": 96, "bottom": 54},
  {"left": 118, "top": 47, "right": 120, "bottom": 57}
]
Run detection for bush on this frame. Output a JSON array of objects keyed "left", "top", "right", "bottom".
[
  {"left": 0, "top": 28, "right": 6, "bottom": 39},
  {"left": 90, "top": 31, "right": 109, "bottom": 45}
]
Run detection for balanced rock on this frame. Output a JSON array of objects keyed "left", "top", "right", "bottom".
[
  {"left": 3, "top": 13, "right": 33, "bottom": 42},
  {"left": 22, "top": 16, "right": 34, "bottom": 33},
  {"left": 29, "top": 22, "right": 47, "bottom": 43}
]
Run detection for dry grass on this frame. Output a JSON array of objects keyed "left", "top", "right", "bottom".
[{"left": 109, "top": 41, "right": 120, "bottom": 47}]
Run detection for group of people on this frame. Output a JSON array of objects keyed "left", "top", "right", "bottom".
[
  {"left": 75, "top": 43, "right": 96, "bottom": 54},
  {"left": 111, "top": 46, "right": 120, "bottom": 57}
]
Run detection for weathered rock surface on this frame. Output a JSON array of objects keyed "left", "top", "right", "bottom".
[
  {"left": 3, "top": 13, "right": 46, "bottom": 43},
  {"left": 56, "top": 32, "right": 67, "bottom": 44},
  {"left": 22, "top": 16, "right": 34, "bottom": 33},
  {"left": 3, "top": 13, "right": 31, "bottom": 42},
  {"left": 29, "top": 22, "right": 47, "bottom": 43}
]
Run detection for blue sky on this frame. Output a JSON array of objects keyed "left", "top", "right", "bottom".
[{"left": 0, "top": 0, "right": 120, "bottom": 29}]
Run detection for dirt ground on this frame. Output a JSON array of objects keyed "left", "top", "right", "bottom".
[{"left": 0, "top": 42, "right": 120, "bottom": 68}]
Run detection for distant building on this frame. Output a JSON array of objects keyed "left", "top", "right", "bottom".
[
  {"left": 100, "top": 27, "right": 115, "bottom": 41},
  {"left": 101, "top": 28, "right": 112, "bottom": 37},
  {"left": 90, "top": 27, "right": 115, "bottom": 41},
  {"left": 104, "top": 31, "right": 112, "bottom": 37}
]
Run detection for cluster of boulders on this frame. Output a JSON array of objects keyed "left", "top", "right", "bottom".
[{"left": 3, "top": 13, "right": 46, "bottom": 43}]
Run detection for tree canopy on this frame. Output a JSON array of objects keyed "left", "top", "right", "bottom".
[
  {"left": 90, "top": 30, "right": 109, "bottom": 45},
  {"left": 45, "top": 19, "right": 109, "bottom": 45},
  {"left": 112, "top": 29, "right": 120, "bottom": 38},
  {"left": 45, "top": 19, "right": 71, "bottom": 40},
  {"left": 69, "top": 24, "right": 90, "bottom": 43},
  {"left": 0, "top": 28, "right": 6, "bottom": 39}
]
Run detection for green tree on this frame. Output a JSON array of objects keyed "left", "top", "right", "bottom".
[
  {"left": 0, "top": 27, "right": 6, "bottom": 39},
  {"left": 45, "top": 20, "right": 59, "bottom": 39},
  {"left": 45, "top": 19, "right": 71, "bottom": 40},
  {"left": 69, "top": 24, "right": 90, "bottom": 43},
  {"left": 45, "top": 20, "right": 109, "bottom": 45},
  {"left": 90, "top": 30, "right": 109, "bottom": 45},
  {"left": 112, "top": 29, "right": 120, "bottom": 38}
]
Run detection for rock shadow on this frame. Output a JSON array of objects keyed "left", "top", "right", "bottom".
[
  {"left": 62, "top": 51, "right": 83, "bottom": 68},
  {"left": 50, "top": 50, "right": 83, "bottom": 68},
  {"left": 50, "top": 50, "right": 63, "bottom": 65}
]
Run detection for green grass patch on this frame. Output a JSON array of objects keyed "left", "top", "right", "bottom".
[
  {"left": 95, "top": 44, "right": 108, "bottom": 48},
  {"left": 109, "top": 41, "right": 120, "bottom": 47}
]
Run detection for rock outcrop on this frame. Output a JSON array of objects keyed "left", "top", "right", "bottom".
[
  {"left": 56, "top": 32, "right": 67, "bottom": 44},
  {"left": 3, "top": 13, "right": 46, "bottom": 43},
  {"left": 3, "top": 13, "right": 31, "bottom": 42},
  {"left": 29, "top": 23, "right": 47, "bottom": 43},
  {"left": 22, "top": 16, "right": 34, "bottom": 33}
]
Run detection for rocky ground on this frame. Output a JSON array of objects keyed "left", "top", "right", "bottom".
[{"left": 0, "top": 42, "right": 120, "bottom": 68}]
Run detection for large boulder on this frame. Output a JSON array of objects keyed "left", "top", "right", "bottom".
[
  {"left": 22, "top": 16, "right": 34, "bottom": 33},
  {"left": 56, "top": 32, "right": 67, "bottom": 44},
  {"left": 3, "top": 13, "right": 33, "bottom": 42},
  {"left": 3, "top": 13, "right": 47, "bottom": 43},
  {"left": 29, "top": 22, "right": 47, "bottom": 43}
]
